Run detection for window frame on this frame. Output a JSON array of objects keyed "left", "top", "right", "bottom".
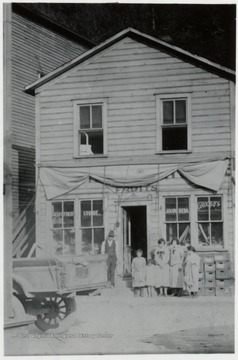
[
  {"left": 164, "top": 195, "right": 191, "bottom": 245},
  {"left": 79, "top": 199, "right": 105, "bottom": 255},
  {"left": 196, "top": 195, "right": 224, "bottom": 248},
  {"left": 50, "top": 200, "right": 76, "bottom": 256},
  {"left": 156, "top": 94, "right": 192, "bottom": 153},
  {"left": 73, "top": 99, "right": 108, "bottom": 158}
]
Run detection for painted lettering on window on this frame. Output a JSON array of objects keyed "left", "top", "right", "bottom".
[
  {"left": 83, "top": 210, "right": 101, "bottom": 216},
  {"left": 197, "top": 201, "right": 221, "bottom": 210}
]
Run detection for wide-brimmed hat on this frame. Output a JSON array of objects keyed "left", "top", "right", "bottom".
[{"left": 108, "top": 230, "right": 115, "bottom": 237}]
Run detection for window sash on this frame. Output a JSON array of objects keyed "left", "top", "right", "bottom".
[
  {"left": 162, "top": 99, "right": 187, "bottom": 125},
  {"left": 156, "top": 94, "right": 191, "bottom": 153},
  {"left": 79, "top": 104, "right": 103, "bottom": 130}
]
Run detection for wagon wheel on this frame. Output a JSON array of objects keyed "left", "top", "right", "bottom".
[{"left": 35, "top": 297, "right": 76, "bottom": 333}]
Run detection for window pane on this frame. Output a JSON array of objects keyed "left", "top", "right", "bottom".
[
  {"left": 197, "top": 197, "right": 209, "bottom": 221},
  {"left": 82, "top": 229, "right": 92, "bottom": 254},
  {"left": 94, "top": 228, "right": 104, "bottom": 254},
  {"left": 198, "top": 223, "right": 210, "bottom": 246},
  {"left": 165, "top": 198, "right": 177, "bottom": 221},
  {"left": 175, "top": 100, "right": 186, "bottom": 124},
  {"left": 162, "top": 126, "right": 187, "bottom": 150},
  {"left": 92, "top": 105, "right": 102, "bottom": 128},
  {"left": 81, "top": 201, "right": 91, "bottom": 227},
  {"left": 178, "top": 197, "right": 189, "bottom": 221},
  {"left": 93, "top": 200, "right": 103, "bottom": 226},
  {"left": 52, "top": 202, "right": 62, "bottom": 228},
  {"left": 88, "top": 130, "right": 103, "bottom": 154},
  {"left": 166, "top": 223, "right": 177, "bottom": 244},
  {"left": 210, "top": 196, "right": 222, "bottom": 220},
  {"left": 53, "top": 229, "right": 63, "bottom": 255},
  {"left": 163, "top": 101, "right": 173, "bottom": 124},
  {"left": 179, "top": 223, "right": 190, "bottom": 246},
  {"left": 80, "top": 106, "right": 90, "bottom": 129},
  {"left": 64, "top": 229, "right": 75, "bottom": 255},
  {"left": 63, "top": 201, "right": 74, "bottom": 228},
  {"left": 211, "top": 223, "right": 223, "bottom": 246}
]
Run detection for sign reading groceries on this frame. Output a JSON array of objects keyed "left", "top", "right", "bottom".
[{"left": 197, "top": 200, "right": 221, "bottom": 210}]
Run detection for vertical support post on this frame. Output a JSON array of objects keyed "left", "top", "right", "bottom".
[{"left": 3, "top": 3, "right": 13, "bottom": 319}]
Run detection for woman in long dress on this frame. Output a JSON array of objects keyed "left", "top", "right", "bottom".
[
  {"left": 183, "top": 246, "right": 201, "bottom": 297},
  {"left": 169, "top": 238, "right": 184, "bottom": 296},
  {"left": 132, "top": 249, "right": 146, "bottom": 297},
  {"left": 154, "top": 238, "right": 170, "bottom": 296}
]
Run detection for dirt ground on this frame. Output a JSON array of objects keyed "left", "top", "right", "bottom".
[{"left": 4, "top": 289, "right": 234, "bottom": 356}]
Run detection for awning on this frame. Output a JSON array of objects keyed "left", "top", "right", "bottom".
[{"left": 39, "top": 159, "right": 230, "bottom": 200}]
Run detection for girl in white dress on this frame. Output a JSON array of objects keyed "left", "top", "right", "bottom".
[
  {"left": 169, "top": 238, "right": 184, "bottom": 296},
  {"left": 183, "top": 246, "right": 201, "bottom": 297},
  {"left": 154, "top": 239, "right": 170, "bottom": 296},
  {"left": 146, "top": 259, "right": 156, "bottom": 297},
  {"left": 132, "top": 249, "right": 146, "bottom": 297}
]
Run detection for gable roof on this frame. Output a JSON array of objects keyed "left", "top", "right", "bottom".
[{"left": 25, "top": 27, "right": 235, "bottom": 95}]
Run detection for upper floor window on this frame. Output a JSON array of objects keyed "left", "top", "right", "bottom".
[
  {"left": 73, "top": 100, "right": 107, "bottom": 157},
  {"left": 156, "top": 94, "right": 191, "bottom": 153}
]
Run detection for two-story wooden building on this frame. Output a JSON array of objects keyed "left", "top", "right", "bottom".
[{"left": 25, "top": 28, "right": 235, "bottom": 276}]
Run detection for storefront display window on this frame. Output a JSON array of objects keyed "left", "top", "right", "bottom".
[
  {"left": 81, "top": 200, "right": 104, "bottom": 254},
  {"left": 165, "top": 197, "right": 190, "bottom": 245},
  {"left": 197, "top": 196, "right": 223, "bottom": 247},
  {"left": 51, "top": 201, "right": 75, "bottom": 255}
]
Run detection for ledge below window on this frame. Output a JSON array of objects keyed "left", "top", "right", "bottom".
[
  {"left": 156, "top": 150, "right": 192, "bottom": 155},
  {"left": 73, "top": 155, "right": 108, "bottom": 159}
]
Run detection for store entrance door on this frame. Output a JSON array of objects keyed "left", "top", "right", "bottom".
[{"left": 122, "top": 206, "right": 147, "bottom": 276}]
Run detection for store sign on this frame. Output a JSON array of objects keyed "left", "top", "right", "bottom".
[
  {"left": 53, "top": 211, "right": 74, "bottom": 217},
  {"left": 83, "top": 210, "right": 101, "bottom": 217},
  {"left": 115, "top": 185, "right": 158, "bottom": 193},
  {"left": 197, "top": 201, "right": 221, "bottom": 210},
  {"left": 166, "top": 208, "right": 189, "bottom": 215}
]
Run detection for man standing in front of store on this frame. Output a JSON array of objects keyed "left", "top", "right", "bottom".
[{"left": 101, "top": 230, "right": 118, "bottom": 287}]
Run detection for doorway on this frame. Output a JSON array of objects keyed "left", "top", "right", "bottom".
[{"left": 122, "top": 206, "right": 147, "bottom": 276}]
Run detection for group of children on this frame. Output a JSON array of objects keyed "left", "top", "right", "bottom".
[{"left": 131, "top": 238, "right": 200, "bottom": 298}]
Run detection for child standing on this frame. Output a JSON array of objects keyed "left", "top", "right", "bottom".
[
  {"left": 183, "top": 246, "right": 201, "bottom": 297},
  {"left": 146, "top": 259, "right": 156, "bottom": 297},
  {"left": 132, "top": 249, "right": 146, "bottom": 297}
]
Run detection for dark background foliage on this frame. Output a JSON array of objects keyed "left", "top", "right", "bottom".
[{"left": 23, "top": 3, "right": 236, "bottom": 69}]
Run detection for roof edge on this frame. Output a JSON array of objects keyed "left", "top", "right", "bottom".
[
  {"left": 25, "top": 27, "right": 236, "bottom": 95},
  {"left": 12, "top": 3, "right": 95, "bottom": 49}
]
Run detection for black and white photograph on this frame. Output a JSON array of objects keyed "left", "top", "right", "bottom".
[{"left": 3, "top": 1, "right": 236, "bottom": 356}]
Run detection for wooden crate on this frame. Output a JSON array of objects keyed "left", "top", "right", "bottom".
[
  {"left": 216, "top": 286, "right": 230, "bottom": 296},
  {"left": 204, "top": 287, "right": 216, "bottom": 296},
  {"left": 216, "top": 279, "right": 225, "bottom": 288},
  {"left": 204, "top": 263, "right": 216, "bottom": 272},
  {"left": 205, "top": 278, "right": 216, "bottom": 288},
  {"left": 205, "top": 271, "right": 216, "bottom": 281},
  {"left": 216, "top": 262, "right": 225, "bottom": 270},
  {"left": 216, "top": 269, "right": 227, "bottom": 280}
]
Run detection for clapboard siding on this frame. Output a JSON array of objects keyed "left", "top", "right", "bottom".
[
  {"left": 11, "top": 10, "right": 89, "bottom": 213},
  {"left": 38, "top": 36, "right": 232, "bottom": 162},
  {"left": 12, "top": 11, "right": 87, "bottom": 148}
]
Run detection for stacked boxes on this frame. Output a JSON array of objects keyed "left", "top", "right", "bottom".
[
  {"left": 204, "top": 257, "right": 216, "bottom": 296},
  {"left": 197, "top": 252, "right": 232, "bottom": 296}
]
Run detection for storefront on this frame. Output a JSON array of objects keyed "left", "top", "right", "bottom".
[{"left": 37, "top": 158, "right": 232, "bottom": 276}]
